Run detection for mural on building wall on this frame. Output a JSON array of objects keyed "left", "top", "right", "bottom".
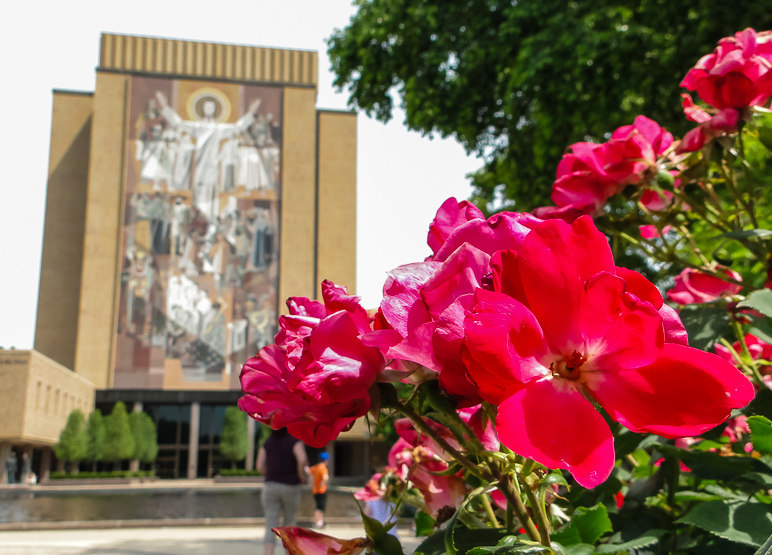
[{"left": 115, "top": 76, "right": 282, "bottom": 389}]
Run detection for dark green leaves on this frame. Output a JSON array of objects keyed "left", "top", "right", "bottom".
[
  {"left": 552, "top": 504, "right": 613, "bottom": 547},
  {"left": 739, "top": 289, "right": 772, "bottom": 319},
  {"left": 678, "top": 501, "right": 772, "bottom": 547}
]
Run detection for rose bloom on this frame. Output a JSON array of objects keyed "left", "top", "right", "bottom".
[
  {"left": 364, "top": 198, "right": 539, "bottom": 403},
  {"left": 388, "top": 418, "right": 468, "bottom": 517},
  {"left": 666, "top": 267, "right": 743, "bottom": 305},
  {"left": 273, "top": 527, "right": 370, "bottom": 555},
  {"left": 462, "top": 216, "right": 754, "bottom": 488},
  {"left": 716, "top": 333, "right": 772, "bottom": 389},
  {"left": 239, "top": 281, "right": 384, "bottom": 447},
  {"left": 535, "top": 117, "right": 672, "bottom": 222},
  {"left": 678, "top": 94, "right": 740, "bottom": 152},
  {"left": 681, "top": 28, "right": 772, "bottom": 110}
]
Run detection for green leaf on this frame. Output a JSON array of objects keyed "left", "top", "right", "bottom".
[
  {"left": 659, "top": 445, "right": 772, "bottom": 481},
  {"left": 595, "top": 529, "right": 667, "bottom": 553},
  {"left": 749, "top": 416, "right": 772, "bottom": 454},
  {"left": 678, "top": 304, "right": 733, "bottom": 350},
  {"left": 373, "top": 533, "right": 406, "bottom": 555},
  {"left": 414, "top": 530, "right": 446, "bottom": 555},
  {"left": 467, "top": 536, "right": 553, "bottom": 555},
  {"left": 677, "top": 500, "right": 772, "bottom": 547},
  {"left": 756, "top": 126, "right": 772, "bottom": 152},
  {"left": 551, "top": 526, "right": 583, "bottom": 547},
  {"left": 564, "top": 545, "right": 596, "bottom": 555},
  {"left": 552, "top": 504, "right": 612, "bottom": 547},
  {"left": 712, "top": 229, "right": 772, "bottom": 240},
  {"left": 613, "top": 430, "right": 646, "bottom": 458},
  {"left": 739, "top": 290, "right": 772, "bottom": 319},
  {"left": 414, "top": 510, "right": 436, "bottom": 537}
]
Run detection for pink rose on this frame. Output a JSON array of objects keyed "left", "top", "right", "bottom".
[
  {"left": 666, "top": 268, "right": 743, "bottom": 305},
  {"left": 273, "top": 527, "right": 370, "bottom": 555},
  {"left": 462, "top": 216, "right": 753, "bottom": 488},
  {"left": 681, "top": 28, "right": 772, "bottom": 110},
  {"left": 239, "top": 280, "right": 384, "bottom": 447}
]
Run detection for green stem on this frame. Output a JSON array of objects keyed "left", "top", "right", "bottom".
[
  {"left": 736, "top": 126, "right": 759, "bottom": 229},
  {"left": 480, "top": 493, "right": 500, "bottom": 529},
  {"left": 520, "top": 459, "right": 534, "bottom": 477},
  {"left": 733, "top": 320, "right": 766, "bottom": 385},
  {"left": 390, "top": 394, "right": 493, "bottom": 481},
  {"left": 524, "top": 480, "right": 551, "bottom": 545},
  {"left": 497, "top": 472, "right": 540, "bottom": 543}
]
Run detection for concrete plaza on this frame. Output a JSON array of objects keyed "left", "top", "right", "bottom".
[{"left": 0, "top": 524, "right": 423, "bottom": 554}]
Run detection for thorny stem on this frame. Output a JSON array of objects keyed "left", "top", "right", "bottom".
[
  {"left": 480, "top": 493, "right": 500, "bottom": 529},
  {"left": 524, "top": 480, "right": 551, "bottom": 546},
  {"left": 735, "top": 127, "right": 760, "bottom": 229},
  {"left": 732, "top": 320, "right": 766, "bottom": 385},
  {"left": 393, "top": 399, "right": 491, "bottom": 481},
  {"left": 497, "top": 472, "right": 541, "bottom": 543}
]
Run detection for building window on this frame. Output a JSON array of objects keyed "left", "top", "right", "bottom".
[
  {"left": 35, "top": 381, "right": 42, "bottom": 410},
  {"left": 45, "top": 385, "right": 51, "bottom": 414},
  {"left": 63, "top": 393, "right": 69, "bottom": 416}
]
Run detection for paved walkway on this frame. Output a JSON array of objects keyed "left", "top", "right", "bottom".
[{"left": 0, "top": 524, "right": 423, "bottom": 554}]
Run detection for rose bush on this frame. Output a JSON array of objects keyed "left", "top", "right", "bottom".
[{"left": 240, "top": 27, "right": 772, "bottom": 553}]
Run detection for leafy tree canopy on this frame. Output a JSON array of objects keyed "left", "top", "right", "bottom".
[
  {"left": 55, "top": 409, "right": 88, "bottom": 463},
  {"left": 328, "top": 0, "right": 772, "bottom": 211},
  {"left": 129, "top": 411, "right": 159, "bottom": 464},
  {"left": 85, "top": 409, "right": 105, "bottom": 462},
  {"left": 220, "top": 406, "right": 248, "bottom": 463},
  {"left": 103, "top": 402, "right": 135, "bottom": 462}
]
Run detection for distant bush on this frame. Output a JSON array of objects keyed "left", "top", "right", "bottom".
[
  {"left": 218, "top": 469, "right": 262, "bottom": 477},
  {"left": 49, "top": 470, "right": 155, "bottom": 480}
]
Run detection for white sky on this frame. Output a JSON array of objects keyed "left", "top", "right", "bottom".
[{"left": 0, "top": 0, "right": 481, "bottom": 349}]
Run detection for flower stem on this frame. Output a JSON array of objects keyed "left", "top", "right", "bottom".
[
  {"left": 388, "top": 391, "right": 493, "bottom": 481},
  {"left": 522, "top": 479, "right": 551, "bottom": 544},
  {"left": 480, "top": 493, "right": 500, "bottom": 529}
]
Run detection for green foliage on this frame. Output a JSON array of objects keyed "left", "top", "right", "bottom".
[
  {"left": 219, "top": 406, "right": 248, "bottom": 463},
  {"left": 551, "top": 504, "right": 613, "bottom": 547},
  {"left": 129, "top": 411, "right": 159, "bottom": 463},
  {"left": 54, "top": 409, "right": 88, "bottom": 463},
  {"left": 328, "top": 0, "right": 772, "bottom": 211},
  {"left": 50, "top": 470, "right": 155, "bottom": 480},
  {"left": 102, "top": 402, "right": 135, "bottom": 462},
  {"left": 218, "top": 469, "right": 262, "bottom": 477},
  {"left": 85, "top": 409, "right": 105, "bottom": 462},
  {"left": 677, "top": 500, "right": 772, "bottom": 547}
]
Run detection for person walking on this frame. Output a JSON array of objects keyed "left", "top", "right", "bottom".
[
  {"left": 308, "top": 452, "right": 330, "bottom": 528},
  {"left": 256, "top": 428, "right": 308, "bottom": 555},
  {"left": 6, "top": 451, "right": 17, "bottom": 484},
  {"left": 20, "top": 452, "right": 31, "bottom": 483}
]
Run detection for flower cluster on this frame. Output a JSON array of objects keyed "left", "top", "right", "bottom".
[
  {"left": 239, "top": 26, "right": 772, "bottom": 552},
  {"left": 533, "top": 116, "right": 674, "bottom": 222},
  {"left": 239, "top": 280, "right": 384, "bottom": 447}
]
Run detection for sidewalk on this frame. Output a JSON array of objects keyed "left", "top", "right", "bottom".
[{"left": 0, "top": 523, "right": 424, "bottom": 554}]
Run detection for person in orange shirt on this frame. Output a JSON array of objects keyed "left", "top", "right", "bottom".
[{"left": 308, "top": 452, "right": 329, "bottom": 528}]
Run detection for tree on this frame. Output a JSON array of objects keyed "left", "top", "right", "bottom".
[
  {"left": 129, "top": 411, "right": 159, "bottom": 466},
  {"left": 219, "top": 406, "right": 248, "bottom": 469},
  {"left": 85, "top": 409, "right": 106, "bottom": 472},
  {"left": 54, "top": 410, "right": 88, "bottom": 473},
  {"left": 327, "top": 0, "right": 772, "bottom": 211},
  {"left": 103, "top": 401, "right": 135, "bottom": 467}
]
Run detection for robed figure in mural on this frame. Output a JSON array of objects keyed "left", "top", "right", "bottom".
[{"left": 155, "top": 92, "right": 262, "bottom": 222}]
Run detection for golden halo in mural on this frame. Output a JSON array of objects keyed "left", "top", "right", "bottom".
[{"left": 186, "top": 88, "right": 231, "bottom": 122}]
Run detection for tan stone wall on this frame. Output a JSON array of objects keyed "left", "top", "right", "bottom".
[
  {"left": 74, "top": 73, "right": 130, "bottom": 389},
  {"left": 316, "top": 111, "right": 358, "bottom": 298},
  {"left": 279, "top": 87, "right": 318, "bottom": 307},
  {"left": 35, "top": 92, "right": 93, "bottom": 370},
  {"left": 0, "top": 351, "right": 94, "bottom": 445},
  {"left": 100, "top": 34, "right": 318, "bottom": 87}
]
